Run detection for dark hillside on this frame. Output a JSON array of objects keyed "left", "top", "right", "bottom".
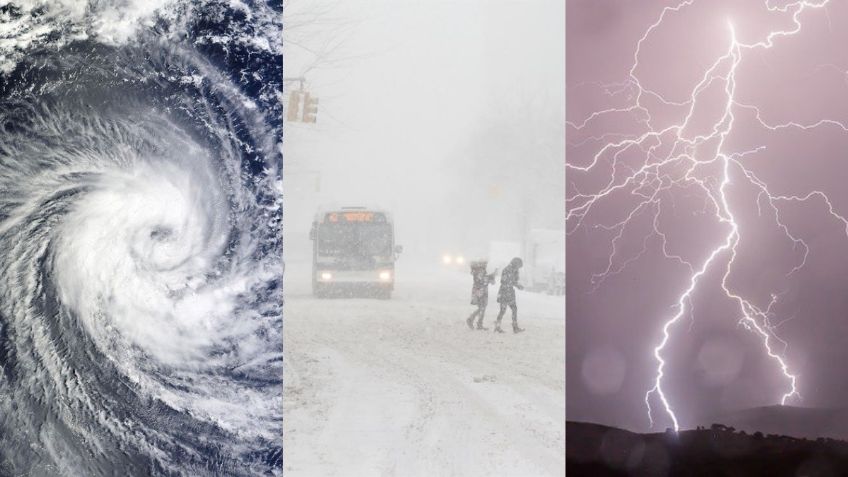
[{"left": 567, "top": 420, "right": 848, "bottom": 476}]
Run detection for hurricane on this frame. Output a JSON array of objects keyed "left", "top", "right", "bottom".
[{"left": 0, "top": 1, "right": 282, "bottom": 475}]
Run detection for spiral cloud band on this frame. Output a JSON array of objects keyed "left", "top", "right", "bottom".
[{"left": 0, "top": 2, "right": 282, "bottom": 475}]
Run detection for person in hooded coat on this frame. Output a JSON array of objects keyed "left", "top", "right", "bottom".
[
  {"left": 495, "top": 257, "right": 525, "bottom": 333},
  {"left": 466, "top": 260, "right": 497, "bottom": 330}
]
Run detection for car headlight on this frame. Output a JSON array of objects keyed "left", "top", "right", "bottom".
[
  {"left": 320, "top": 272, "right": 332, "bottom": 280},
  {"left": 379, "top": 271, "right": 392, "bottom": 281},
  {"left": 442, "top": 254, "right": 452, "bottom": 264},
  {"left": 456, "top": 256, "right": 465, "bottom": 264}
]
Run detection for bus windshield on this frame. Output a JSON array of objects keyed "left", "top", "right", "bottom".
[{"left": 318, "top": 222, "right": 392, "bottom": 257}]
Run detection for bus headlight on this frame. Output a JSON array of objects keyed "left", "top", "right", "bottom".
[
  {"left": 456, "top": 256, "right": 465, "bottom": 264},
  {"left": 320, "top": 272, "right": 333, "bottom": 281},
  {"left": 442, "top": 254, "right": 452, "bottom": 264},
  {"left": 379, "top": 271, "right": 392, "bottom": 281}
]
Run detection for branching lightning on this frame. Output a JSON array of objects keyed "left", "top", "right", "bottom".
[{"left": 566, "top": 0, "right": 848, "bottom": 431}]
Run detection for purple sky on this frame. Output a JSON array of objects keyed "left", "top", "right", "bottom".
[{"left": 567, "top": 0, "right": 848, "bottom": 432}]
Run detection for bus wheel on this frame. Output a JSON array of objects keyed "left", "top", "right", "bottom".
[{"left": 376, "top": 289, "right": 392, "bottom": 300}]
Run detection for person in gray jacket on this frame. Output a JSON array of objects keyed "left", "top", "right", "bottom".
[{"left": 494, "top": 257, "right": 524, "bottom": 333}]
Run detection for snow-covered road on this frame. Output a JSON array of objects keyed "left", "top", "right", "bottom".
[{"left": 283, "top": 261, "right": 565, "bottom": 476}]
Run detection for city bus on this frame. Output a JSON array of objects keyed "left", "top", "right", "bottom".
[{"left": 309, "top": 206, "right": 402, "bottom": 299}]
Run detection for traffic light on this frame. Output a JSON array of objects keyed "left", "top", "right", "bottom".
[
  {"left": 285, "top": 90, "right": 319, "bottom": 123},
  {"left": 287, "top": 90, "right": 302, "bottom": 122},
  {"left": 302, "top": 92, "right": 319, "bottom": 123}
]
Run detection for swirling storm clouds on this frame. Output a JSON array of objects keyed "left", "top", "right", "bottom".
[{"left": 0, "top": 1, "right": 281, "bottom": 475}]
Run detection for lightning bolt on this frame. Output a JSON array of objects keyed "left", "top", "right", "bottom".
[{"left": 567, "top": 0, "right": 844, "bottom": 431}]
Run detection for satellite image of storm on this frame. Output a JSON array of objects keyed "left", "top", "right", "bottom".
[
  {"left": 568, "top": 0, "right": 848, "bottom": 475},
  {"left": 0, "top": 1, "right": 281, "bottom": 476}
]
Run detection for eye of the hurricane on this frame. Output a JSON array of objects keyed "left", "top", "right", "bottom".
[
  {"left": 143, "top": 225, "right": 185, "bottom": 269},
  {"left": 136, "top": 224, "right": 186, "bottom": 271},
  {"left": 150, "top": 226, "right": 173, "bottom": 241}
]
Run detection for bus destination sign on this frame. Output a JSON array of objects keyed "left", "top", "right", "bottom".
[{"left": 325, "top": 211, "right": 384, "bottom": 223}]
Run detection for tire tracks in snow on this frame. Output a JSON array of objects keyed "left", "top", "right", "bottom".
[{"left": 284, "top": 291, "right": 565, "bottom": 476}]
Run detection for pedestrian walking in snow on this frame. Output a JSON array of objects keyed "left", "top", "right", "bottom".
[
  {"left": 466, "top": 260, "right": 497, "bottom": 330},
  {"left": 495, "top": 257, "right": 525, "bottom": 333}
]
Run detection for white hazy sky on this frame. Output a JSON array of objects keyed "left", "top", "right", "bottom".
[{"left": 283, "top": 0, "right": 564, "bottom": 260}]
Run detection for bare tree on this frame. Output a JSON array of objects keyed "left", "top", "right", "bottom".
[
  {"left": 448, "top": 91, "right": 565, "bottom": 241},
  {"left": 283, "top": 0, "right": 363, "bottom": 83}
]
